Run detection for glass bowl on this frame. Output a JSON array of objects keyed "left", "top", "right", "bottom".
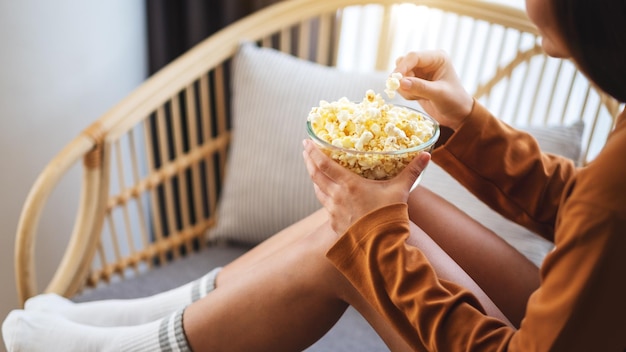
[{"left": 306, "top": 105, "right": 440, "bottom": 187}]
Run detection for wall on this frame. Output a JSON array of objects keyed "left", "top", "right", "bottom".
[{"left": 0, "top": 1, "right": 147, "bottom": 349}]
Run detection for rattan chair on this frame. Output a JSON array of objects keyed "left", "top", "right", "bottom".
[{"left": 15, "top": 0, "right": 620, "bottom": 328}]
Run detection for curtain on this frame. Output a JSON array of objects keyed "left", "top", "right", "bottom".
[
  {"left": 146, "top": 0, "right": 280, "bottom": 74},
  {"left": 144, "top": 1, "right": 281, "bottom": 257}
]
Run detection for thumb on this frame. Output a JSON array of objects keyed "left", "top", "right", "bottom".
[
  {"left": 400, "top": 77, "right": 439, "bottom": 101},
  {"left": 398, "top": 152, "right": 431, "bottom": 189}
]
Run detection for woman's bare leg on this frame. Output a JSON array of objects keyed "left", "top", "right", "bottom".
[
  {"left": 227, "top": 185, "right": 537, "bottom": 328},
  {"left": 19, "top": 212, "right": 330, "bottom": 328},
  {"left": 185, "top": 220, "right": 412, "bottom": 352},
  {"left": 217, "top": 208, "right": 328, "bottom": 286},
  {"left": 3, "top": 215, "right": 511, "bottom": 352},
  {"left": 183, "top": 217, "right": 512, "bottom": 351},
  {"left": 408, "top": 185, "right": 541, "bottom": 327}
]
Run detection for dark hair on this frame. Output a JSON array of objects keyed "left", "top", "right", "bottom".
[{"left": 551, "top": 0, "right": 626, "bottom": 102}]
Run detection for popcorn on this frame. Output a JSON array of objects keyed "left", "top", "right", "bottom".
[
  {"left": 385, "top": 72, "right": 403, "bottom": 99},
  {"left": 307, "top": 89, "right": 436, "bottom": 180}
]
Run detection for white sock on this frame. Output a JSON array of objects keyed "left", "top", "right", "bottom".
[
  {"left": 2, "top": 309, "right": 191, "bottom": 352},
  {"left": 25, "top": 267, "right": 221, "bottom": 326}
]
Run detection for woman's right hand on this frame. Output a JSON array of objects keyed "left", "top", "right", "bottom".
[{"left": 394, "top": 50, "right": 474, "bottom": 130}]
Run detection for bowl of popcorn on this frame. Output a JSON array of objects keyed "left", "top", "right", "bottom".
[{"left": 306, "top": 89, "right": 440, "bottom": 186}]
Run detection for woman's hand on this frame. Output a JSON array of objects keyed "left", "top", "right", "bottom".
[
  {"left": 302, "top": 139, "right": 431, "bottom": 236},
  {"left": 394, "top": 50, "right": 474, "bottom": 130}
]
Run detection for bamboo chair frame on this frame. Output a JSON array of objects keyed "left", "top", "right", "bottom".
[{"left": 15, "top": 0, "right": 621, "bottom": 306}]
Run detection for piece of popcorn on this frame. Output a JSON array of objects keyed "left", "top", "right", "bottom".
[
  {"left": 384, "top": 72, "right": 403, "bottom": 99},
  {"left": 307, "top": 89, "right": 435, "bottom": 180}
]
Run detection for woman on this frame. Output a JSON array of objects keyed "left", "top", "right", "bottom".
[{"left": 4, "top": 0, "right": 626, "bottom": 350}]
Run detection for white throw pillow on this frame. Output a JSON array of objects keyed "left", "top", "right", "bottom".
[
  {"left": 209, "top": 42, "right": 584, "bottom": 267},
  {"left": 209, "top": 42, "right": 418, "bottom": 244}
]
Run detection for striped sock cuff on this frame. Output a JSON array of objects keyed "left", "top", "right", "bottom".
[
  {"left": 190, "top": 267, "right": 222, "bottom": 303},
  {"left": 158, "top": 309, "right": 191, "bottom": 352}
]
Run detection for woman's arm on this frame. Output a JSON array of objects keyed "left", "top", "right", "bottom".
[
  {"left": 431, "top": 101, "right": 576, "bottom": 240},
  {"left": 303, "top": 109, "right": 626, "bottom": 351},
  {"left": 393, "top": 51, "right": 576, "bottom": 239},
  {"left": 326, "top": 204, "right": 515, "bottom": 351},
  {"left": 325, "top": 197, "right": 626, "bottom": 351}
]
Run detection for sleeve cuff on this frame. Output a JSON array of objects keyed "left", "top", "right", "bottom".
[{"left": 326, "top": 203, "right": 410, "bottom": 269}]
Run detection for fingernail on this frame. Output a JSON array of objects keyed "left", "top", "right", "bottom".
[{"left": 419, "top": 152, "right": 431, "bottom": 168}]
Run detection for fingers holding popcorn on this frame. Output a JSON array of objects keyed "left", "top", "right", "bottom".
[
  {"left": 393, "top": 50, "right": 474, "bottom": 129},
  {"left": 385, "top": 72, "right": 403, "bottom": 99}
]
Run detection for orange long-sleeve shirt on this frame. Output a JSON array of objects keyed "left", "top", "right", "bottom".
[{"left": 327, "top": 102, "right": 626, "bottom": 351}]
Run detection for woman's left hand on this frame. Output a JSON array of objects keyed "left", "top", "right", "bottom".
[{"left": 302, "top": 139, "right": 430, "bottom": 236}]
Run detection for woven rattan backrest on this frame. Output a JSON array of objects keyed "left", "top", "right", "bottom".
[{"left": 89, "top": 70, "right": 230, "bottom": 286}]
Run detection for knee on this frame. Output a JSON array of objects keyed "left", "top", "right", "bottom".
[
  {"left": 293, "top": 222, "right": 354, "bottom": 297},
  {"left": 409, "top": 184, "right": 432, "bottom": 201},
  {"left": 286, "top": 220, "right": 344, "bottom": 281},
  {"left": 299, "top": 220, "right": 340, "bottom": 259}
]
